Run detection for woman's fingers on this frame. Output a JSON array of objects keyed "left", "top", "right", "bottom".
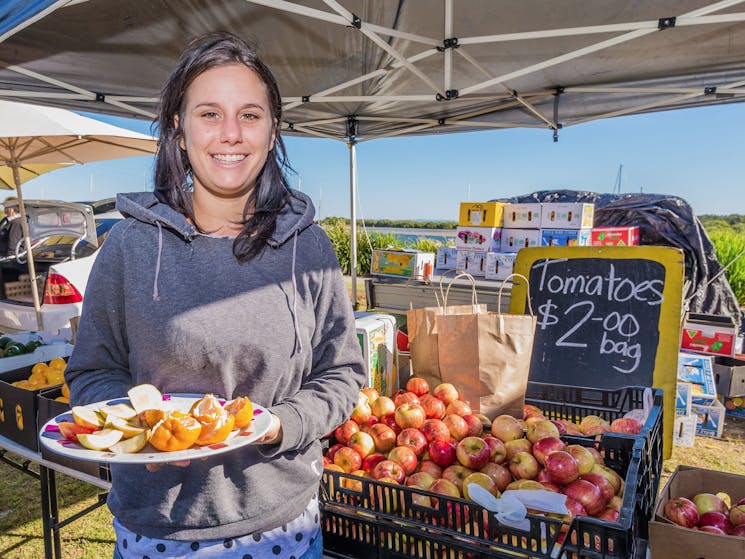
[{"left": 146, "top": 459, "right": 191, "bottom": 472}]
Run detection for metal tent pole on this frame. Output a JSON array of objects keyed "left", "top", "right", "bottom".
[{"left": 348, "top": 138, "right": 358, "bottom": 309}]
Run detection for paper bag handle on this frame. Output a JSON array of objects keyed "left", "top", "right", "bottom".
[
  {"left": 443, "top": 272, "right": 479, "bottom": 307},
  {"left": 406, "top": 274, "right": 442, "bottom": 309},
  {"left": 498, "top": 273, "right": 534, "bottom": 316}
]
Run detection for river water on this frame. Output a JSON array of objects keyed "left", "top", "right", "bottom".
[{"left": 366, "top": 227, "right": 456, "bottom": 245}]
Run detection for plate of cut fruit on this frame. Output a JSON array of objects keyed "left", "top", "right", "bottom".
[{"left": 39, "top": 384, "right": 272, "bottom": 464}]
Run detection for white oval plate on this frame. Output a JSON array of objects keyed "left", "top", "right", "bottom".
[{"left": 39, "top": 394, "right": 271, "bottom": 465}]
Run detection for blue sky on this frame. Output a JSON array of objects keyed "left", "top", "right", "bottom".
[{"left": 18, "top": 102, "right": 744, "bottom": 220}]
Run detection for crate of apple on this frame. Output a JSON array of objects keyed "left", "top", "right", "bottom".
[
  {"left": 664, "top": 492, "right": 745, "bottom": 538},
  {"left": 321, "top": 377, "right": 649, "bottom": 558}
]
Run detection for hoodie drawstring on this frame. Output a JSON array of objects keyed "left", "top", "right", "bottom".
[
  {"left": 153, "top": 221, "right": 163, "bottom": 301},
  {"left": 290, "top": 229, "right": 303, "bottom": 355}
]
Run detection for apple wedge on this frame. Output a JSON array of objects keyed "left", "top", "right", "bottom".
[
  {"left": 99, "top": 403, "right": 137, "bottom": 421},
  {"left": 77, "top": 428, "right": 124, "bottom": 450},
  {"left": 127, "top": 384, "right": 163, "bottom": 414},
  {"left": 71, "top": 406, "right": 104, "bottom": 429},
  {"left": 109, "top": 430, "right": 151, "bottom": 454},
  {"left": 105, "top": 416, "right": 148, "bottom": 439}
]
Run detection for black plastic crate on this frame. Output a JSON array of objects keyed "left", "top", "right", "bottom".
[
  {"left": 321, "top": 436, "right": 649, "bottom": 559},
  {"left": 524, "top": 381, "right": 663, "bottom": 525}
]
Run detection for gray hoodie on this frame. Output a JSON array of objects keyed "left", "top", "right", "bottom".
[{"left": 65, "top": 190, "right": 365, "bottom": 540}]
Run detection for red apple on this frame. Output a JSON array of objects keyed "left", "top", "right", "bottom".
[
  {"left": 523, "top": 404, "right": 544, "bottom": 419},
  {"left": 597, "top": 507, "right": 620, "bottom": 522},
  {"left": 504, "top": 438, "right": 532, "bottom": 461},
  {"left": 732, "top": 524, "right": 745, "bottom": 537},
  {"left": 590, "top": 464, "right": 623, "bottom": 495},
  {"left": 490, "top": 414, "right": 524, "bottom": 442},
  {"left": 326, "top": 443, "right": 345, "bottom": 462},
  {"left": 579, "top": 472, "right": 615, "bottom": 505},
  {"left": 699, "top": 525, "right": 726, "bottom": 535},
  {"left": 379, "top": 413, "right": 402, "bottom": 435},
  {"left": 370, "top": 396, "right": 396, "bottom": 418},
  {"left": 524, "top": 415, "right": 546, "bottom": 427},
  {"left": 394, "top": 403, "right": 426, "bottom": 430},
  {"left": 419, "top": 394, "right": 447, "bottom": 419},
  {"left": 333, "top": 446, "right": 363, "bottom": 473},
  {"left": 699, "top": 511, "right": 732, "bottom": 534},
  {"left": 446, "top": 400, "right": 473, "bottom": 417},
  {"left": 550, "top": 419, "right": 568, "bottom": 435},
  {"left": 455, "top": 436, "right": 492, "bottom": 470},
  {"left": 359, "top": 416, "right": 379, "bottom": 433},
  {"left": 463, "top": 471, "right": 499, "bottom": 500},
  {"left": 564, "top": 479, "right": 605, "bottom": 516},
  {"left": 730, "top": 503, "right": 745, "bottom": 527},
  {"left": 368, "top": 423, "right": 397, "bottom": 453},
  {"left": 341, "top": 469, "right": 367, "bottom": 491},
  {"left": 397, "top": 428, "right": 428, "bottom": 458},
  {"left": 430, "top": 478, "right": 461, "bottom": 500},
  {"left": 359, "top": 387, "right": 380, "bottom": 403},
  {"left": 350, "top": 393, "right": 373, "bottom": 424},
  {"left": 420, "top": 418, "right": 451, "bottom": 443},
  {"left": 371, "top": 459, "right": 406, "bottom": 484},
  {"left": 480, "top": 462, "right": 512, "bottom": 492},
  {"left": 418, "top": 459, "right": 443, "bottom": 479},
  {"left": 482, "top": 435, "right": 507, "bottom": 464},
  {"left": 540, "top": 481, "right": 562, "bottom": 493},
  {"left": 525, "top": 419, "right": 560, "bottom": 444},
  {"left": 443, "top": 414, "right": 469, "bottom": 441},
  {"left": 393, "top": 391, "right": 421, "bottom": 407},
  {"left": 566, "top": 444, "right": 596, "bottom": 475},
  {"left": 509, "top": 451, "right": 539, "bottom": 480},
  {"left": 610, "top": 417, "right": 642, "bottom": 434},
  {"left": 552, "top": 419, "right": 583, "bottom": 436},
  {"left": 405, "top": 377, "right": 430, "bottom": 397},
  {"left": 362, "top": 452, "right": 387, "bottom": 473},
  {"left": 462, "top": 414, "right": 484, "bottom": 437},
  {"left": 433, "top": 383, "right": 459, "bottom": 405},
  {"left": 388, "top": 445, "right": 419, "bottom": 475},
  {"left": 57, "top": 421, "right": 98, "bottom": 443},
  {"left": 506, "top": 479, "right": 545, "bottom": 491},
  {"left": 442, "top": 464, "right": 475, "bottom": 492},
  {"left": 586, "top": 446, "right": 604, "bottom": 465},
  {"left": 532, "top": 436, "right": 566, "bottom": 466},
  {"left": 544, "top": 451, "right": 580, "bottom": 485},
  {"left": 693, "top": 493, "right": 729, "bottom": 515},
  {"left": 347, "top": 431, "right": 375, "bottom": 458},
  {"left": 579, "top": 415, "right": 611, "bottom": 436},
  {"left": 405, "top": 471, "right": 436, "bottom": 490},
  {"left": 562, "top": 496, "right": 588, "bottom": 521},
  {"left": 608, "top": 495, "right": 623, "bottom": 512},
  {"left": 428, "top": 439, "right": 457, "bottom": 468}
]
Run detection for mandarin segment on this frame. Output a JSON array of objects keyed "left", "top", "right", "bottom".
[
  {"left": 224, "top": 396, "right": 254, "bottom": 429},
  {"left": 149, "top": 413, "right": 202, "bottom": 452}
]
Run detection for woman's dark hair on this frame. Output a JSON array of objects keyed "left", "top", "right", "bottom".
[{"left": 154, "top": 31, "right": 290, "bottom": 260}]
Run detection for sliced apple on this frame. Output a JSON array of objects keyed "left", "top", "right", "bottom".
[
  {"left": 77, "top": 428, "right": 124, "bottom": 450},
  {"left": 105, "top": 416, "right": 148, "bottom": 439},
  {"left": 99, "top": 403, "right": 137, "bottom": 421},
  {"left": 57, "top": 421, "right": 98, "bottom": 443},
  {"left": 127, "top": 384, "right": 163, "bottom": 414},
  {"left": 71, "top": 406, "right": 104, "bottom": 429},
  {"left": 108, "top": 430, "right": 151, "bottom": 454}
]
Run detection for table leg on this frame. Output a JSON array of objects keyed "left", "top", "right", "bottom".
[
  {"left": 49, "top": 468, "right": 62, "bottom": 558},
  {"left": 39, "top": 465, "right": 53, "bottom": 559}
]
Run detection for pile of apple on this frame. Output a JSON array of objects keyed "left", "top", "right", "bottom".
[
  {"left": 664, "top": 492, "right": 745, "bottom": 538},
  {"left": 323, "top": 377, "right": 629, "bottom": 529}
]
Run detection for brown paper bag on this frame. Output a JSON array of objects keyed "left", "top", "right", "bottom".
[
  {"left": 436, "top": 274, "right": 536, "bottom": 419},
  {"left": 406, "top": 273, "right": 486, "bottom": 390}
]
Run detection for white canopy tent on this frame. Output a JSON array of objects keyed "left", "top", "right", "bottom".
[{"left": 2, "top": 0, "right": 745, "bottom": 301}]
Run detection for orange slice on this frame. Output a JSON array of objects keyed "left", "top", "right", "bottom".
[
  {"left": 224, "top": 396, "right": 254, "bottom": 429},
  {"left": 195, "top": 411, "right": 235, "bottom": 446},
  {"left": 149, "top": 413, "right": 202, "bottom": 452}
]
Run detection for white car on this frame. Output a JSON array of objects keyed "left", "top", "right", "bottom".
[{"left": 0, "top": 199, "right": 121, "bottom": 333}]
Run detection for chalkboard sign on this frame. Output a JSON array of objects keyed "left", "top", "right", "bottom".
[{"left": 511, "top": 246, "right": 684, "bottom": 457}]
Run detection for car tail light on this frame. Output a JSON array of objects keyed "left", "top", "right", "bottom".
[{"left": 43, "top": 273, "right": 83, "bottom": 304}]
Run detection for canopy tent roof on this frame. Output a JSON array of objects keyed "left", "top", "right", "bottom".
[{"left": 1, "top": 0, "right": 745, "bottom": 142}]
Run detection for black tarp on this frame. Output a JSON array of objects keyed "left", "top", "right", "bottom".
[{"left": 499, "top": 190, "right": 743, "bottom": 333}]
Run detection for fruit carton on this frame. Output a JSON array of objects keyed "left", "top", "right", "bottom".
[
  {"left": 713, "top": 355, "right": 745, "bottom": 397},
  {"left": 371, "top": 249, "right": 435, "bottom": 279},
  {"left": 675, "top": 382, "right": 693, "bottom": 416},
  {"left": 455, "top": 226, "right": 501, "bottom": 252},
  {"left": 499, "top": 228, "right": 542, "bottom": 252},
  {"left": 435, "top": 246, "right": 457, "bottom": 270},
  {"left": 36, "top": 386, "right": 109, "bottom": 479},
  {"left": 718, "top": 394, "right": 745, "bottom": 418},
  {"left": 458, "top": 201, "right": 505, "bottom": 228},
  {"left": 690, "top": 395, "right": 726, "bottom": 438},
  {"left": 540, "top": 228, "right": 592, "bottom": 247},
  {"left": 677, "top": 352, "right": 716, "bottom": 398},
  {"left": 0, "top": 366, "right": 49, "bottom": 450},
  {"left": 354, "top": 312, "right": 397, "bottom": 397},
  {"left": 502, "top": 203, "right": 542, "bottom": 228},
  {"left": 460, "top": 250, "right": 487, "bottom": 277},
  {"left": 540, "top": 202, "right": 595, "bottom": 229},
  {"left": 484, "top": 252, "right": 517, "bottom": 281},
  {"left": 681, "top": 313, "right": 738, "bottom": 357},
  {"left": 591, "top": 226, "right": 640, "bottom": 247},
  {"left": 650, "top": 465, "right": 745, "bottom": 558}
]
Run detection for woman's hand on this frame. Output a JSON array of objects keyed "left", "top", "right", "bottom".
[
  {"left": 257, "top": 412, "right": 282, "bottom": 444},
  {"left": 145, "top": 460, "right": 190, "bottom": 473}
]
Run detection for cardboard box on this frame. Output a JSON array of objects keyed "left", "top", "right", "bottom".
[
  {"left": 455, "top": 226, "right": 501, "bottom": 252},
  {"left": 455, "top": 251, "right": 487, "bottom": 277},
  {"left": 719, "top": 394, "right": 745, "bottom": 418},
  {"left": 650, "top": 466, "right": 745, "bottom": 558},
  {"left": 690, "top": 395, "right": 726, "bottom": 438},
  {"left": 500, "top": 228, "right": 542, "bottom": 252},
  {"left": 484, "top": 252, "right": 517, "bottom": 281},
  {"left": 713, "top": 355, "right": 745, "bottom": 397},
  {"left": 591, "top": 226, "right": 640, "bottom": 246},
  {"left": 675, "top": 382, "right": 693, "bottom": 416},
  {"left": 540, "top": 202, "right": 595, "bottom": 229},
  {"left": 502, "top": 203, "right": 542, "bottom": 228},
  {"left": 672, "top": 414, "right": 697, "bottom": 447},
  {"left": 677, "top": 352, "right": 716, "bottom": 398},
  {"left": 371, "top": 249, "right": 434, "bottom": 279},
  {"left": 435, "top": 246, "right": 458, "bottom": 270},
  {"left": 681, "top": 313, "right": 738, "bottom": 357},
  {"left": 458, "top": 201, "right": 505, "bottom": 227},
  {"left": 540, "top": 228, "right": 592, "bottom": 247},
  {"left": 354, "top": 312, "right": 397, "bottom": 397}
]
